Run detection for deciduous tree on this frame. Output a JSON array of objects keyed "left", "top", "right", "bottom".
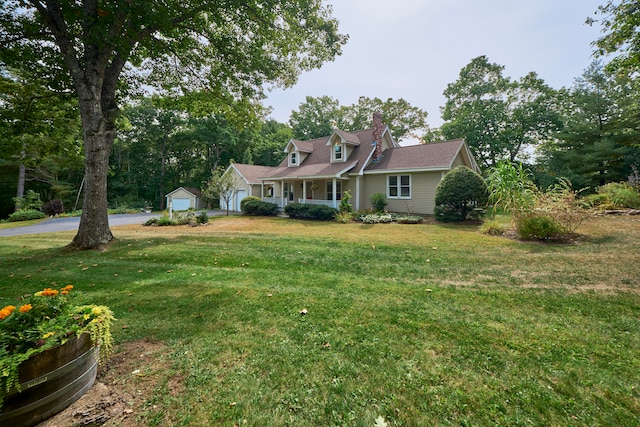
[
  {"left": 289, "top": 95, "right": 429, "bottom": 142},
  {"left": 202, "top": 166, "right": 239, "bottom": 216},
  {"left": 593, "top": 0, "right": 640, "bottom": 74},
  {"left": 0, "top": 69, "right": 82, "bottom": 213},
  {"left": 440, "top": 56, "right": 561, "bottom": 168},
  {"left": 0, "top": 0, "right": 347, "bottom": 249}
]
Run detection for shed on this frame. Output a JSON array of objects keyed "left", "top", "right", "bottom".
[{"left": 165, "top": 187, "right": 202, "bottom": 211}]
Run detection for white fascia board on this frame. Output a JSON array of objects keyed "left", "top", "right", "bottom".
[
  {"left": 383, "top": 126, "right": 400, "bottom": 148},
  {"left": 362, "top": 167, "right": 450, "bottom": 175},
  {"left": 227, "top": 164, "right": 250, "bottom": 185}
]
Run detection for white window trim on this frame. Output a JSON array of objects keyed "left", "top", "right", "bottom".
[
  {"left": 326, "top": 180, "right": 343, "bottom": 200},
  {"left": 333, "top": 143, "right": 344, "bottom": 162},
  {"left": 289, "top": 151, "right": 298, "bottom": 166},
  {"left": 387, "top": 174, "right": 411, "bottom": 199}
]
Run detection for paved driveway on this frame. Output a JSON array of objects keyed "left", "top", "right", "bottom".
[
  {"left": 0, "top": 213, "right": 158, "bottom": 237},
  {"left": 0, "top": 211, "right": 227, "bottom": 237}
]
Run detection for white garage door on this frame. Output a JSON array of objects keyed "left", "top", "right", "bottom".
[
  {"left": 172, "top": 198, "right": 191, "bottom": 211},
  {"left": 235, "top": 190, "right": 247, "bottom": 211}
]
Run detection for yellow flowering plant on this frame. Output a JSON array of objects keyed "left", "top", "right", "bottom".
[{"left": 0, "top": 285, "right": 114, "bottom": 405}]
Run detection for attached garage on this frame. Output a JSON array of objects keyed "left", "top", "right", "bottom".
[{"left": 166, "top": 187, "right": 202, "bottom": 211}]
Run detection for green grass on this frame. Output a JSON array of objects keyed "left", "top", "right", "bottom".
[{"left": 1, "top": 216, "right": 639, "bottom": 426}]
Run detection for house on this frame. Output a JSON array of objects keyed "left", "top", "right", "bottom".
[
  {"left": 165, "top": 187, "right": 203, "bottom": 211},
  {"left": 226, "top": 113, "right": 480, "bottom": 215}
]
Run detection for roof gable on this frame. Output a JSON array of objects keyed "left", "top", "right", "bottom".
[
  {"left": 326, "top": 129, "right": 361, "bottom": 147},
  {"left": 284, "top": 139, "right": 315, "bottom": 153},
  {"left": 167, "top": 187, "right": 202, "bottom": 197},
  {"left": 230, "top": 163, "right": 279, "bottom": 184},
  {"left": 272, "top": 128, "right": 378, "bottom": 179}
]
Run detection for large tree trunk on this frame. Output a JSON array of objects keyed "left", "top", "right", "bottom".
[{"left": 69, "top": 97, "right": 116, "bottom": 250}]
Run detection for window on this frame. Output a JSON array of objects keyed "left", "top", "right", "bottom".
[
  {"left": 326, "top": 181, "right": 342, "bottom": 200},
  {"left": 284, "top": 182, "right": 294, "bottom": 201},
  {"left": 334, "top": 143, "right": 343, "bottom": 161},
  {"left": 388, "top": 175, "right": 411, "bottom": 199},
  {"left": 289, "top": 152, "right": 297, "bottom": 166}
]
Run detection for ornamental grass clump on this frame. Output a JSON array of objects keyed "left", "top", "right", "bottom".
[{"left": 0, "top": 285, "right": 114, "bottom": 406}]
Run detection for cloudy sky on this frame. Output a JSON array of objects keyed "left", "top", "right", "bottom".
[{"left": 265, "top": 0, "right": 604, "bottom": 130}]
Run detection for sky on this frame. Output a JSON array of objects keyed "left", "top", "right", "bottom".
[{"left": 264, "top": 0, "right": 605, "bottom": 133}]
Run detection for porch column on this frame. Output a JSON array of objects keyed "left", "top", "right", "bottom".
[
  {"left": 303, "top": 180, "right": 307, "bottom": 203},
  {"left": 281, "top": 180, "right": 285, "bottom": 207},
  {"left": 355, "top": 176, "right": 361, "bottom": 210},
  {"left": 261, "top": 182, "right": 264, "bottom": 200},
  {"left": 332, "top": 177, "right": 337, "bottom": 209}
]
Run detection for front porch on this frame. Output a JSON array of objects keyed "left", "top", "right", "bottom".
[
  {"left": 262, "top": 197, "right": 337, "bottom": 209},
  {"left": 261, "top": 177, "right": 350, "bottom": 210}
]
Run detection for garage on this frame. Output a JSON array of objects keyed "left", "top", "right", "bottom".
[
  {"left": 165, "top": 187, "right": 202, "bottom": 211},
  {"left": 171, "top": 198, "right": 191, "bottom": 211}
]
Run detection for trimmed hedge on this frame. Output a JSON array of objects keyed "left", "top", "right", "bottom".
[
  {"left": 240, "top": 196, "right": 261, "bottom": 212},
  {"left": 242, "top": 200, "right": 279, "bottom": 216},
  {"left": 434, "top": 166, "right": 487, "bottom": 222},
  {"left": 284, "top": 203, "right": 337, "bottom": 220}
]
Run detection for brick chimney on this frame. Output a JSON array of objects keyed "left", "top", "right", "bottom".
[{"left": 372, "top": 112, "right": 384, "bottom": 161}]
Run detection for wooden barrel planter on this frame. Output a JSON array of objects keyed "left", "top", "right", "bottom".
[{"left": 0, "top": 333, "right": 99, "bottom": 427}]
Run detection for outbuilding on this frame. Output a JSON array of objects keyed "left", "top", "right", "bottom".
[{"left": 165, "top": 187, "right": 203, "bottom": 211}]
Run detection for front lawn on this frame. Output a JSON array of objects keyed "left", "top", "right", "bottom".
[{"left": 0, "top": 216, "right": 638, "bottom": 426}]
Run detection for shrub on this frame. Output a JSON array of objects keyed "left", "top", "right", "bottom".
[
  {"left": 516, "top": 214, "right": 565, "bottom": 240},
  {"left": 284, "top": 203, "right": 337, "bottom": 220},
  {"left": 479, "top": 219, "right": 506, "bottom": 236},
  {"left": 309, "top": 205, "right": 338, "bottom": 220},
  {"left": 41, "top": 199, "right": 64, "bottom": 216},
  {"left": 243, "top": 200, "right": 279, "bottom": 216},
  {"left": 536, "top": 179, "right": 587, "bottom": 234},
  {"left": 581, "top": 193, "right": 612, "bottom": 209},
  {"left": 358, "top": 213, "right": 394, "bottom": 224},
  {"left": 370, "top": 193, "right": 388, "bottom": 213},
  {"left": 361, "top": 214, "right": 381, "bottom": 224},
  {"left": 334, "top": 211, "right": 354, "bottom": 223},
  {"left": 156, "top": 216, "right": 177, "bottom": 226},
  {"left": 12, "top": 190, "right": 42, "bottom": 211},
  {"left": 597, "top": 182, "right": 640, "bottom": 209},
  {"left": 240, "top": 196, "right": 261, "bottom": 212},
  {"left": 339, "top": 190, "right": 353, "bottom": 213},
  {"left": 197, "top": 211, "right": 209, "bottom": 224},
  {"left": 435, "top": 166, "right": 488, "bottom": 222},
  {"left": 353, "top": 209, "right": 373, "bottom": 222},
  {"left": 7, "top": 210, "right": 46, "bottom": 222},
  {"left": 284, "top": 203, "right": 307, "bottom": 218}
]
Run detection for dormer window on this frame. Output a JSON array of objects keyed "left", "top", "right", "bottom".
[
  {"left": 333, "top": 143, "right": 343, "bottom": 161},
  {"left": 289, "top": 151, "right": 298, "bottom": 166}
]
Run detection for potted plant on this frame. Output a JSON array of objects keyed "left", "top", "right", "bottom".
[{"left": 0, "top": 285, "right": 114, "bottom": 426}]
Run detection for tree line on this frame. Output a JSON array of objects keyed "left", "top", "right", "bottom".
[{"left": 1, "top": 1, "right": 639, "bottom": 248}]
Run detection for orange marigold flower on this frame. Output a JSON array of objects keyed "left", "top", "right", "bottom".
[
  {"left": 40, "top": 288, "right": 59, "bottom": 297},
  {"left": 0, "top": 305, "right": 16, "bottom": 320},
  {"left": 19, "top": 304, "right": 32, "bottom": 313},
  {"left": 62, "top": 285, "right": 74, "bottom": 292},
  {"left": 61, "top": 291, "right": 68, "bottom": 295}
]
